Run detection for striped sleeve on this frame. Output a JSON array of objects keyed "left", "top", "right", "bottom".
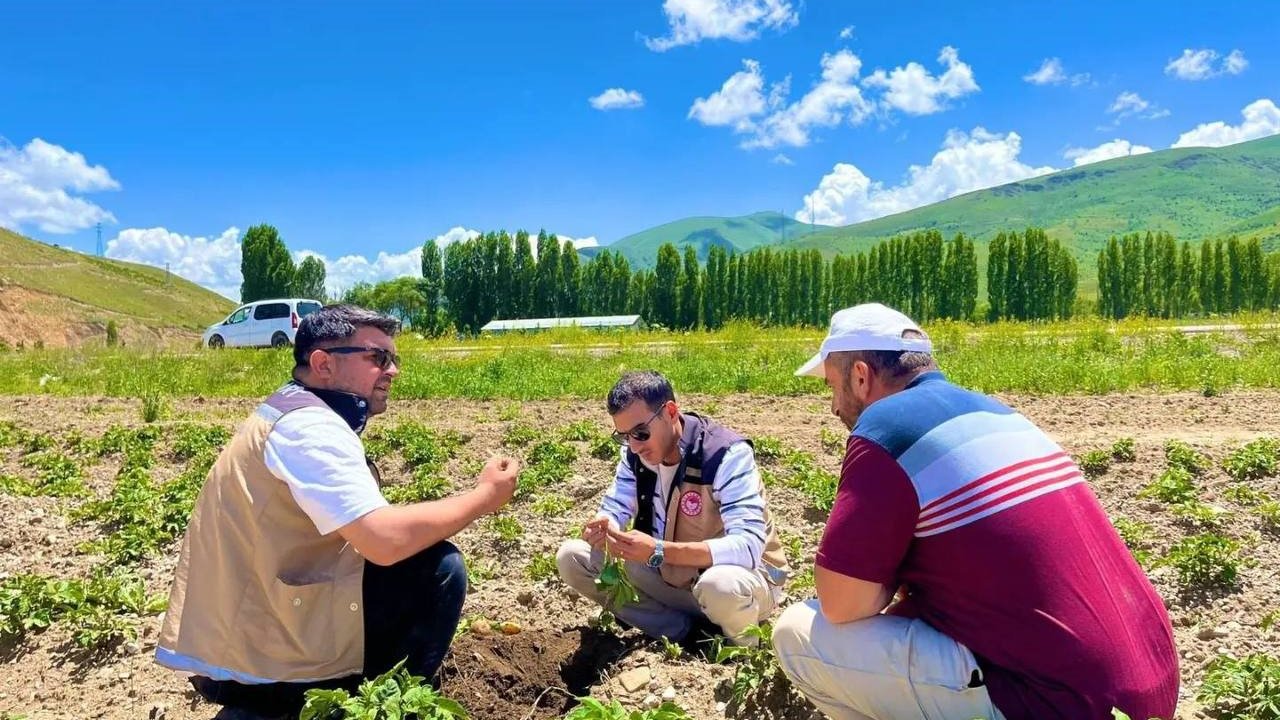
[
  {"left": 705, "top": 441, "right": 768, "bottom": 569},
  {"left": 597, "top": 446, "right": 638, "bottom": 528}
]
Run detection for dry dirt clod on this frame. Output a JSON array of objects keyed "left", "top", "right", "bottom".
[{"left": 618, "top": 667, "right": 652, "bottom": 693}]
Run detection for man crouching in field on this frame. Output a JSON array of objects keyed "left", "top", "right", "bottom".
[
  {"left": 557, "top": 370, "right": 790, "bottom": 647},
  {"left": 772, "top": 303, "right": 1179, "bottom": 720},
  {"left": 155, "top": 305, "right": 521, "bottom": 720}
]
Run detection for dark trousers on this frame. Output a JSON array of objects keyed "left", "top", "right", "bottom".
[{"left": 191, "top": 541, "right": 467, "bottom": 718}]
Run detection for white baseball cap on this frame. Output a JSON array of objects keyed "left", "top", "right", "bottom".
[{"left": 795, "top": 303, "right": 932, "bottom": 378}]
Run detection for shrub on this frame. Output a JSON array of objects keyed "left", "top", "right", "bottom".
[
  {"left": 1160, "top": 533, "right": 1245, "bottom": 590},
  {"left": 1222, "top": 437, "right": 1280, "bottom": 482},
  {"left": 1198, "top": 653, "right": 1280, "bottom": 720},
  {"left": 1077, "top": 449, "right": 1111, "bottom": 478}
]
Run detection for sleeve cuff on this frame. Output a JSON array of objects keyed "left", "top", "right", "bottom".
[
  {"left": 815, "top": 549, "right": 895, "bottom": 587},
  {"left": 705, "top": 536, "right": 755, "bottom": 569},
  {"left": 316, "top": 498, "right": 389, "bottom": 537}
]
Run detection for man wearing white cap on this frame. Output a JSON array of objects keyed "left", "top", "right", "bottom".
[{"left": 773, "top": 303, "right": 1179, "bottom": 720}]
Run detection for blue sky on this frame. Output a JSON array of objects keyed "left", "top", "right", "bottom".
[{"left": 2, "top": 0, "right": 1277, "bottom": 298}]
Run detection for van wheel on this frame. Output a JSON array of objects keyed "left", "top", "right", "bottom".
[
  {"left": 271, "top": 332, "right": 291, "bottom": 349},
  {"left": 208, "top": 335, "right": 225, "bottom": 349}
]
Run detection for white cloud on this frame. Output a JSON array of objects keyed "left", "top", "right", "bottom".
[
  {"left": 645, "top": 0, "right": 798, "bottom": 52},
  {"left": 106, "top": 226, "right": 243, "bottom": 300},
  {"left": 431, "top": 226, "right": 482, "bottom": 248},
  {"left": 838, "top": 25, "right": 854, "bottom": 40},
  {"left": 1165, "top": 48, "right": 1249, "bottom": 81},
  {"left": 558, "top": 234, "right": 600, "bottom": 250},
  {"left": 1172, "top": 98, "right": 1280, "bottom": 148},
  {"left": 1023, "top": 57, "right": 1091, "bottom": 87},
  {"left": 104, "top": 225, "right": 485, "bottom": 300},
  {"left": 747, "top": 50, "right": 871, "bottom": 148},
  {"left": 589, "top": 88, "right": 645, "bottom": 111},
  {"left": 0, "top": 137, "right": 119, "bottom": 234},
  {"left": 771, "top": 153, "right": 794, "bottom": 165},
  {"left": 1064, "top": 139, "right": 1153, "bottom": 167},
  {"left": 796, "top": 127, "right": 1055, "bottom": 226},
  {"left": 1024, "top": 58, "right": 1065, "bottom": 85},
  {"left": 305, "top": 227, "right": 480, "bottom": 296},
  {"left": 863, "top": 46, "right": 979, "bottom": 116},
  {"left": 746, "top": 51, "right": 873, "bottom": 149},
  {"left": 688, "top": 59, "right": 769, "bottom": 130},
  {"left": 1109, "top": 91, "right": 1150, "bottom": 116},
  {"left": 1106, "top": 91, "right": 1167, "bottom": 123},
  {"left": 692, "top": 47, "right": 977, "bottom": 149},
  {"left": 1223, "top": 49, "right": 1249, "bottom": 76},
  {"left": 321, "top": 248, "right": 423, "bottom": 296}
]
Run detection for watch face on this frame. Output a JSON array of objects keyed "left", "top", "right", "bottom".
[{"left": 647, "top": 554, "right": 662, "bottom": 568}]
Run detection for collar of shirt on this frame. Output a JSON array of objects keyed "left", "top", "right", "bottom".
[{"left": 288, "top": 381, "right": 370, "bottom": 434}]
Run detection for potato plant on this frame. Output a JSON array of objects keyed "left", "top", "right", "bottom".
[
  {"left": 1160, "top": 533, "right": 1246, "bottom": 590},
  {"left": 1077, "top": 449, "right": 1111, "bottom": 479},
  {"left": 712, "top": 624, "right": 780, "bottom": 705},
  {"left": 562, "top": 698, "right": 693, "bottom": 720},
  {"left": 300, "top": 660, "right": 469, "bottom": 720},
  {"left": 1221, "top": 437, "right": 1279, "bottom": 482},
  {"left": 526, "top": 552, "right": 558, "bottom": 583},
  {"left": 594, "top": 554, "right": 639, "bottom": 609},
  {"left": 1198, "top": 653, "right": 1280, "bottom": 720}
]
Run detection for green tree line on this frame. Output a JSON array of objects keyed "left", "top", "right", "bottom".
[
  {"left": 1097, "top": 232, "right": 1280, "bottom": 318},
  {"left": 418, "top": 229, "right": 982, "bottom": 335},
  {"left": 240, "top": 222, "right": 1279, "bottom": 336}
]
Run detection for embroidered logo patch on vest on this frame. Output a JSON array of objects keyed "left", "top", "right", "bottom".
[{"left": 680, "top": 490, "right": 703, "bottom": 517}]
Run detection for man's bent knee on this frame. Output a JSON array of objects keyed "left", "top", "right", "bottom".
[
  {"left": 436, "top": 544, "right": 467, "bottom": 595},
  {"left": 556, "top": 539, "right": 596, "bottom": 586},
  {"left": 771, "top": 601, "right": 819, "bottom": 665},
  {"left": 693, "top": 565, "right": 754, "bottom": 600}
]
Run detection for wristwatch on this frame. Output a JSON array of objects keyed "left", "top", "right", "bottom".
[{"left": 646, "top": 539, "right": 665, "bottom": 569}]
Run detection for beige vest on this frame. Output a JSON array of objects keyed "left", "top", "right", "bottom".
[
  {"left": 156, "top": 384, "right": 370, "bottom": 683},
  {"left": 632, "top": 413, "right": 791, "bottom": 589},
  {"left": 658, "top": 470, "right": 792, "bottom": 589}
]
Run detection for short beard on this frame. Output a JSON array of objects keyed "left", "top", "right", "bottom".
[{"left": 837, "top": 377, "right": 866, "bottom": 430}]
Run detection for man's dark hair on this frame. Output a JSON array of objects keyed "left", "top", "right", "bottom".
[
  {"left": 607, "top": 370, "right": 676, "bottom": 415},
  {"left": 829, "top": 330, "right": 937, "bottom": 382},
  {"left": 293, "top": 304, "right": 400, "bottom": 367}
]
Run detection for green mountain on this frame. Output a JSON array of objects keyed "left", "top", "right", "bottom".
[
  {"left": 788, "top": 134, "right": 1280, "bottom": 271},
  {"left": 602, "top": 211, "right": 828, "bottom": 268},
  {"left": 0, "top": 227, "right": 235, "bottom": 347}
]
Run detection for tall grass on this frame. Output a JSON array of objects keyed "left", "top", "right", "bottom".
[{"left": 0, "top": 318, "right": 1277, "bottom": 399}]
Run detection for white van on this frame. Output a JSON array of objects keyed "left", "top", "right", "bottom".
[{"left": 202, "top": 299, "right": 324, "bottom": 349}]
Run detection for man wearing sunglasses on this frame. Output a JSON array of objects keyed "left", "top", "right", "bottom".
[
  {"left": 556, "top": 370, "right": 790, "bottom": 648},
  {"left": 155, "top": 304, "right": 521, "bottom": 720}
]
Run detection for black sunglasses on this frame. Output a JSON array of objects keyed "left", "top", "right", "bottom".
[
  {"left": 611, "top": 404, "right": 668, "bottom": 445},
  {"left": 321, "top": 346, "right": 400, "bottom": 371}
]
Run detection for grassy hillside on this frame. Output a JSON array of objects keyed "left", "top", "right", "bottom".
[
  {"left": 0, "top": 227, "right": 235, "bottom": 346},
  {"left": 605, "top": 211, "right": 827, "bottom": 268},
  {"left": 788, "top": 135, "right": 1280, "bottom": 274}
]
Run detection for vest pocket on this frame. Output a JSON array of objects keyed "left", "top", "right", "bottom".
[{"left": 238, "top": 576, "right": 338, "bottom": 674}]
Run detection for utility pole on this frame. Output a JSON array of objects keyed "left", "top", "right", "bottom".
[{"left": 95, "top": 222, "right": 104, "bottom": 256}]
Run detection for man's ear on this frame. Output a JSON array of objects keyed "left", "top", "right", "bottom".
[
  {"left": 852, "top": 360, "right": 873, "bottom": 400},
  {"left": 308, "top": 349, "right": 333, "bottom": 379}
]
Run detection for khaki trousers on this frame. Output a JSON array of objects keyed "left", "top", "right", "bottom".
[
  {"left": 556, "top": 539, "right": 778, "bottom": 644},
  {"left": 772, "top": 601, "right": 1006, "bottom": 720}
]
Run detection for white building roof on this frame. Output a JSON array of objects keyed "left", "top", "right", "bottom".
[{"left": 480, "top": 315, "right": 644, "bottom": 332}]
